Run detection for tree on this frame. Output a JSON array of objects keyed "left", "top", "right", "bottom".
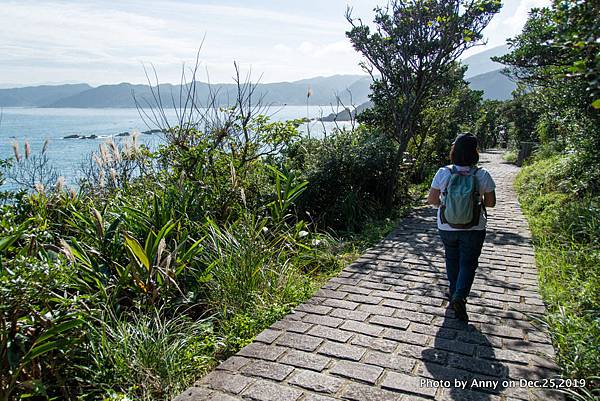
[
  {"left": 412, "top": 63, "right": 483, "bottom": 177},
  {"left": 496, "top": 0, "right": 600, "bottom": 191},
  {"left": 346, "top": 0, "right": 501, "bottom": 206},
  {"left": 495, "top": 0, "right": 600, "bottom": 109}
]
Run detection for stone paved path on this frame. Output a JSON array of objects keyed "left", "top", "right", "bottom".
[{"left": 175, "top": 151, "right": 564, "bottom": 401}]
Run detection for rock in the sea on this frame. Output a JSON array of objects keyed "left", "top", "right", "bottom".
[
  {"left": 79, "top": 134, "right": 98, "bottom": 139},
  {"left": 116, "top": 132, "right": 130, "bottom": 137},
  {"left": 142, "top": 129, "right": 162, "bottom": 135},
  {"left": 64, "top": 134, "right": 80, "bottom": 139}
]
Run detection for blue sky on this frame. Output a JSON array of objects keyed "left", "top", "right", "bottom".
[{"left": 0, "top": 0, "right": 550, "bottom": 86}]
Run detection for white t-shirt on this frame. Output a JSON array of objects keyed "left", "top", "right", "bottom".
[{"left": 431, "top": 165, "right": 496, "bottom": 231}]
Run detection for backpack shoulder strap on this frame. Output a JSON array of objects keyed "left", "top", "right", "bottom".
[{"left": 471, "top": 166, "right": 481, "bottom": 194}]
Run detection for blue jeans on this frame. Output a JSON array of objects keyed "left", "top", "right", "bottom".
[{"left": 439, "top": 229, "right": 486, "bottom": 300}]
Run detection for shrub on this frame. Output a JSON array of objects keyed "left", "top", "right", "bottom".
[{"left": 284, "top": 127, "right": 403, "bottom": 231}]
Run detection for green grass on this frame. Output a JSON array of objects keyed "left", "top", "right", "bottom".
[
  {"left": 515, "top": 154, "right": 600, "bottom": 399},
  {"left": 502, "top": 149, "right": 518, "bottom": 164}
]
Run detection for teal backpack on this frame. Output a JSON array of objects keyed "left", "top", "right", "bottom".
[{"left": 441, "top": 165, "right": 483, "bottom": 228}]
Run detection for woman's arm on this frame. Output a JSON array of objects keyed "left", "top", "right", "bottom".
[
  {"left": 483, "top": 191, "right": 496, "bottom": 207},
  {"left": 427, "top": 188, "right": 441, "bottom": 206}
]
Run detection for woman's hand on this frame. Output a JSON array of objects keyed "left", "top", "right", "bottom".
[
  {"left": 427, "top": 188, "right": 441, "bottom": 206},
  {"left": 483, "top": 191, "right": 496, "bottom": 207}
]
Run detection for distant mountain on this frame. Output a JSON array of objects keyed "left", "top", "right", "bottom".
[
  {"left": 467, "top": 69, "right": 516, "bottom": 100},
  {"left": 0, "top": 84, "right": 92, "bottom": 107},
  {"left": 462, "top": 44, "right": 509, "bottom": 78},
  {"left": 323, "top": 67, "right": 515, "bottom": 122},
  {"left": 3, "top": 75, "right": 370, "bottom": 108},
  {"left": 0, "top": 48, "right": 512, "bottom": 109}
]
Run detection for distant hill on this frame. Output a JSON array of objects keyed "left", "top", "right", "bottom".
[
  {"left": 0, "top": 47, "right": 512, "bottom": 109},
  {"left": 0, "top": 76, "right": 372, "bottom": 108},
  {"left": 467, "top": 69, "right": 516, "bottom": 100},
  {"left": 462, "top": 44, "right": 509, "bottom": 78},
  {"left": 323, "top": 68, "right": 515, "bottom": 122},
  {"left": 0, "top": 84, "right": 92, "bottom": 107}
]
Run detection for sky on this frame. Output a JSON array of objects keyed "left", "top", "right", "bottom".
[{"left": 0, "top": 0, "right": 550, "bottom": 87}]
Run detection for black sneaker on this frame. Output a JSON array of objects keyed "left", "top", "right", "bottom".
[{"left": 451, "top": 297, "right": 469, "bottom": 322}]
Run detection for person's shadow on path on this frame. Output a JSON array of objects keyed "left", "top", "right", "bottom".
[{"left": 421, "top": 311, "right": 508, "bottom": 401}]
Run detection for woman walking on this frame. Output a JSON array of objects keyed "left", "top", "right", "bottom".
[{"left": 427, "top": 133, "right": 496, "bottom": 322}]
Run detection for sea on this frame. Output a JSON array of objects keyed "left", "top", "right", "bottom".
[{"left": 0, "top": 106, "right": 351, "bottom": 189}]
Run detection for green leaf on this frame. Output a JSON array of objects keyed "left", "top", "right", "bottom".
[
  {"left": 124, "top": 233, "right": 150, "bottom": 270},
  {"left": 35, "top": 318, "right": 83, "bottom": 344},
  {"left": 0, "top": 233, "right": 21, "bottom": 252},
  {"left": 592, "top": 99, "right": 600, "bottom": 109},
  {"left": 25, "top": 339, "right": 68, "bottom": 362}
]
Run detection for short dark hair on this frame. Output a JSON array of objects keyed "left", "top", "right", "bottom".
[{"left": 450, "top": 136, "right": 479, "bottom": 166}]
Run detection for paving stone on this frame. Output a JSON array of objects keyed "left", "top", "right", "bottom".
[
  {"left": 456, "top": 329, "right": 503, "bottom": 347},
  {"left": 317, "top": 341, "right": 366, "bottom": 361},
  {"left": 237, "top": 343, "right": 286, "bottom": 361},
  {"left": 302, "top": 394, "right": 337, "bottom": 401},
  {"left": 254, "top": 328, "right": 282, "bottom": 344},
  {"left": 200, "top": 371, "right": 254, "bottom": 394},
  {"left": 370, "top": 315, "right": 411, "bottom": 330},
  {"left": 382, "top": 298, "right": 420, "bottom": 310},
  {"left": 307, "top": 325, "right": 354, "bottom": 343},
  {"left": 329, "top": 308, "right": 371, "bottom": 322},
  {"left": 208, "top": 392, "right": 242, "bottom": 401},
  {"left": 358, "top": 280, "right": 392, "bottom": 290},
  {"left": 270, "top": 319, "right": 313, "bottom": 333},
  {"left": 172, "top": 386, "right": 212, "bottom": 401},
  {"left": 278, "top": 349, "right": 331, "bottom": 371},
  {"left": 351, "top": 334, "right": 398, "bottom": 353},
  {"left": 330, "top": 277, "right": 360, "bottom": 286},
  {"left": 240, "top": 360, "right": 294, "bottom": 381},
  {"left": 216, "top": 356, "right": 251, "bottom": 372},
  {"left": 287, "top": 369, "right": 345, "bottom": 394},
  {"left": 358, "top": 304, "right": 396, "bottom": 317},
  {"left": 363, "top": 351, "right": 417, "bottom": 373},
  {"left": 381, "top": 371, "right": 437, "bottom": 397},
  {"left": 294, "top": 303, "right": 332, "bottom": 315},
  {"left": 339, "top": 284, "right": 372, "bottom": 295},
  {"left": 314, "top": 288, "right": 348, "bottom": 299},
  {"left": 393, "top": 309, "right": 434, "bottom": 324},
  {"left": 477, "top": 346, "right": 530, "bottom": 365},
  {"left": 419, "top": 347, "right": 449, "bottom": 365},
  {"left": 417, "top": 361, "right": 471, "bottom": 382},
  {"left": 433, "top": 338, "right": 476, "bottom": 356},
  {"left": 346, "top": 293, "right": 385, "bottom": 304},
  {"left": 322, "top": 298, "right": 359, "bottom": 310},
  {"left": 447, "top": 354, "right": 508, "bottom": 378},
  {"left": 340, "top": 320, "right": 383, "bottom": 336},
  {"left": 276, "top": 332, "right": 323, "bottom": 352},
  {"left": 340, "top": 382, "right": 403, "bottom": 401},
  {"left": 303, "top": 313, "right": 343, "bottom": 328},
  {"left": 371, "top": 289, "right": 407, "bottom": 300},
  {"left": 330, "top": 360, "right": 384, "bottom": 384},
  {"left": 242, "top": 380, "right": 303, "bottom": 401},
  {"left": 382, "top": 328, "right": 431, "bottom": 346},
  {"left": 480, "top": 324, "right": 524, "bottom": 339},
  {"left": 435, "top": 387, "right": 503, "bottom": 401}
]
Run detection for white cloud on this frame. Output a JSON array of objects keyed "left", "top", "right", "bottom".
[{"left": 0, "top": 0, "right": 554, "bottom": 86}]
